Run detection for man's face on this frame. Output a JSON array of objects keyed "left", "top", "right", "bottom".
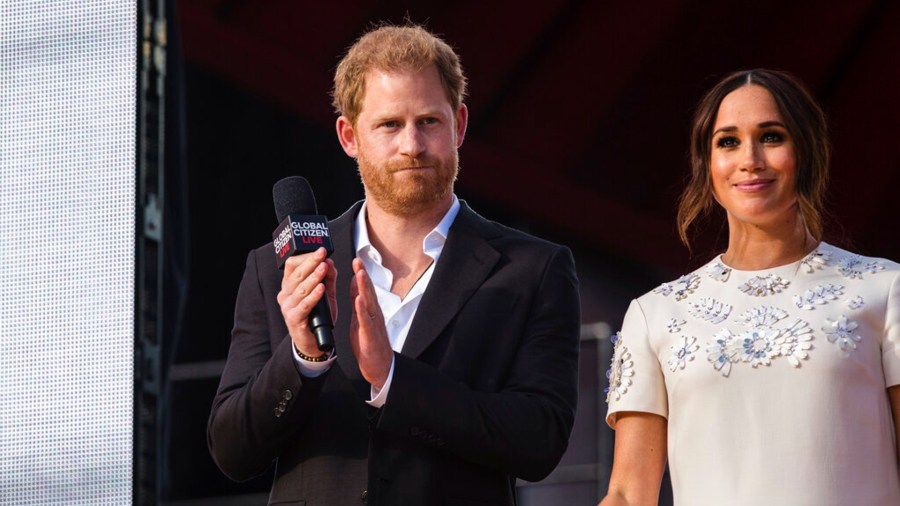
[{"left": 337, "top": 65, "right": 467, "bottom": 217}]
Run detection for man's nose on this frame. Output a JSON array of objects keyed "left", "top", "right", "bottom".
[{"left": 398, "top": 125, "right": 425, "bottom": 158}]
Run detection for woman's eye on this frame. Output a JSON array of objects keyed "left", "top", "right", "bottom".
[
  {"left": 716, "top": 136, "right": 739, "bottom": 148},
  {"left": 761, "top": 132, "right": 784, "bottom": 143}
]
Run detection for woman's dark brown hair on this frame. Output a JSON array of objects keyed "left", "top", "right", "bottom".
[{"left": 676, "top": 69, "right": 831, "bottom": 251}]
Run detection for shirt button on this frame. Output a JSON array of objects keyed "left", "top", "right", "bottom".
[{"left": 390, "top": 320, "right": 399, "bottom": 328}]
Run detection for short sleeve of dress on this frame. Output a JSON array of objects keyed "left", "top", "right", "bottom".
[
  {"left": 605, "top": 299, "right": 668, "bottom": 429},
  {"left": 882, "top": 271, "right": 900, "bottom": 387}
]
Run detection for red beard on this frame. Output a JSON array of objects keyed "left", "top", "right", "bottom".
[{"left": 357, "top": 150, "right": 458, "bottom": 217}]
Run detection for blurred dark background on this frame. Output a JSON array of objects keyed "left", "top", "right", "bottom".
[{"left": 160, "top": 1, "right": 900, "bottom": 504}]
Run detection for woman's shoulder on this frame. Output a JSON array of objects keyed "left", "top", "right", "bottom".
[
  {"left": 634, "top": 256, "right": 718, "bottom": 304},
  {"left": 628, "top": 242, "right": 900, "bottom": 318},
  {"left": 817, "top": 242, "right": 900, "bottom": 278}
]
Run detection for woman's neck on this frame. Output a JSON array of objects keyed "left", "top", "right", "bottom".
[{"left": 720, "top": 214, "right": 818, "bottom": 270}]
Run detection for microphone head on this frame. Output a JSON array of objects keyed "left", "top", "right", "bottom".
[{"left": 273, "top": 176, "right": 318, "bottom": 221}]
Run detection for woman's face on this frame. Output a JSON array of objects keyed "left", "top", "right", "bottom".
[{"left": 710, "top": 84, "right": 799, "bottom": 230}]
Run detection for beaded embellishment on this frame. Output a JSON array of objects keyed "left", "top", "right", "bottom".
[
  {"left": 800, "top": 249, "right": 831, "bottom": 273},
  {"left": 792, "top": 284, "right": 844, "bottom": 310},
  {"left": 654, "top": 274, "right": 701, "bottom": 301},
  {"left": 605, "top": 333, "right": 634, "bottom": 402},
  {"left": 688, "top": 297, "right": 733, "bottom": 324},
  {"left": 668, "top": 336, "right": 699, "bottom": 372},
  {"left": 845, "top": 296, "right": 865, "bottom": 310},
  {"left": 706, "top": 306, "right": 812, "bottom": 375},
  {"left": 666, "top": 318, "right": 686, "bottom": 333},
  {"left": 706, "top": 261, "right": 731, "bottom": 282},
  {"left": 837, "top": 256, "right": 884, "bottom": 279},
  {"left": 822, "top": 315, "right": 860, "bottom": 353},
  {"left": 738, "top": 275, "right": 790, "bottom": 297}
]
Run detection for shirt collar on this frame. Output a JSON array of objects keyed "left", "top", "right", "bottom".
[
  {"left": 426, "top": 195, "right": 459, "bottom": 257},
  {"left": 354, "top": 195, "right": 460, "bottom": 261}
]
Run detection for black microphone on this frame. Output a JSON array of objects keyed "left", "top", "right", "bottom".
[{"left": 272, "top": 176, "right": 335, "bottom": 352}]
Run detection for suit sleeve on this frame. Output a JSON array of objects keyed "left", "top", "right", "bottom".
[
  {"left": 375, "top": 246, "right": 581, "bottom": 482},
  {"left": 206, "top": 249, "right": 327, "bottom": 482}
]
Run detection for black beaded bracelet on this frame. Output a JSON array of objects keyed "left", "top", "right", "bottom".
[{"left": 294, "top": 342, "right": 329, "bottom": 362}]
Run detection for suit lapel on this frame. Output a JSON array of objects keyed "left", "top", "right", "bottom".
[{"left": 401, "top": 203, "right": 500, "bottom": 358}]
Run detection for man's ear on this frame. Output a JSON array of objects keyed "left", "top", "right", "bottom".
[
  {"left": 455, "top": 104, "right": 468, "bottom": 148},
  {"left": 336, "top": 116, "right": 358, "bottom": 158}
]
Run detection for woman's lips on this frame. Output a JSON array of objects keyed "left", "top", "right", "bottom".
[{"left": 734, "top": 179, "right": 774, "bottom": 191}]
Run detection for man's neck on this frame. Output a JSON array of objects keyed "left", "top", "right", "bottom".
[{"left": 364, "top": 196, "right": 452, "bottom": 296}]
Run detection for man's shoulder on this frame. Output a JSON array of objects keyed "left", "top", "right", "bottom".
[
  {"left": 327, "top": 200, "right": 364, "bottom": 229},
  {"left": 248, "top": 240, "right": 279, "bottom": 273},
  {"left": 455, "top": 201, "right": 568, "bottom": 255}
]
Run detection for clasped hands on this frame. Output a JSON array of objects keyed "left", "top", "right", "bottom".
[{"left": 277, "top": 247, "right": 393, "bottom": 389}]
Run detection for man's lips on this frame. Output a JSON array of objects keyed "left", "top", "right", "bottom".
[
  {"left": 734, "top": 179, "right": 775, "bottom": 191},
  {"left": 391, "top": 165, "right": 433, "bottom": 172}
]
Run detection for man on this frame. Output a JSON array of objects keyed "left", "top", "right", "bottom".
[{"left": 208, "top": 24, "right": 581, "bottom": 505}]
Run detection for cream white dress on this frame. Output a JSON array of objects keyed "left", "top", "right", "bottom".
[{"left": 606, "top": 242, "right": 900, "bottom": 505}]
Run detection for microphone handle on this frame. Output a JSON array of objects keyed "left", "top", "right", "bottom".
[{"left": 309, "top": 296, "right": 334, "bottom": 352}]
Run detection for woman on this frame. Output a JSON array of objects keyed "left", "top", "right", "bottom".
[{"left": 600, "top": 69, "right": 900, "bottom": 505}]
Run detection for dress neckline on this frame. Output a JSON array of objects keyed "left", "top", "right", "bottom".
[{"left": 713, "top": 241, "right": 827, "bottom": 275}]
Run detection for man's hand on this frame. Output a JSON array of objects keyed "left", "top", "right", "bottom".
[
  {"left": 276, "top": 247, "right": 337, "bottom": 357},
  {"left": 349, "top": 257, "right": 393, "bottom": 389}
]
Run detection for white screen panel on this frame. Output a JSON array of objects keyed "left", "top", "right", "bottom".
[{"left": 0, "top": 1, "right": 136, "bottom": 504}]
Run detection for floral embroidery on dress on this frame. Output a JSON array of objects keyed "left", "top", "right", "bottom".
[
  {"left": 822, "top": 315, "right": 860, "bottom": 353},
  {"left": 738, "top": 275, "right": 790, "bottom": 296},
  {"left": 666, "top": 318, "right": 686, "bottom": 333},
  {"left": 737, "top": 305, "right": 788, "bottom": 328},
  {"left": 706, "top": 306, "right": 813, "bottom": 375},
  {"left": 707, "top": 331, "right": 738, "bottom": 377},
  {"left": 778, "top": 320, "right": 814, "bottom": 367},
  {"left": 739, "top": 326, "right": 782, "bottom": 367},
  {"left": 654, "top": 274, "right": 701, "bottom": 301},
  {"left": 706, "top": 261, "right": 732, "bottom": 282},
  {"left": 605, "top": 333, "right": 635, "bottom": 402},
  {"left": 668, "top": 336, "right": 699, "bottom": 371},
  {"left": 792, "top": 284, "right": 844, "bottom": 310},
  {"left": 845, "top": 296, "right": 865, "bottom": 310},
  {"left": 837, "top": 256, "right": 885, "bottom": 279},
  {"left": 653, "top": 283, "right": 673, "bottom": 296},
  {"left": 799, "top": 249, "right": 831, "bottom": 273},
  {"left": 674, "top": 274, "right": 701, "bottom": 301},
  {"left": 688, "top": 297, "right": 733, "bottom": 324}
]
